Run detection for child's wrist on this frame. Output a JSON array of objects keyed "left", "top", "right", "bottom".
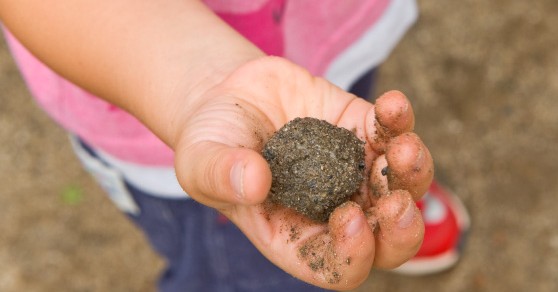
[{"left": 161, "top": 54, "right": 269, "bottom": 149}]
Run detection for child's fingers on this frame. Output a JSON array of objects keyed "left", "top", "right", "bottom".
[
  {"left": 327, "top": 201, "right": 375, "bottom": 289},
  {"left": 370, "top": 190, "right": 424, "bottom": 269},
  {"left": 375, "top": 90, "right": 415, "bottom": 136},
  {"left": 369, "top": 133, "right": 433, "bottom": 202},
  {"left": 367, "top": 90, "right": 416, "bottom": 153},
  {"left": 291, "top": 201, "right": 375, "bottom": 290},
  {"left": 174, "top": 141, "right": 271, "bottom": 207},
  {"left": 365, "top": 90, "right": 432, "bottom": 200},
  {"left": 385, "top": 133, "right": 434, "bottom": 200}
]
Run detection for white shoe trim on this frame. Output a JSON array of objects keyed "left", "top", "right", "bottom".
[
  {"left": 391, "top": 185, "right": 472, "bottom": 275},
  {"left": 393, "top": 249, "right": 460, "bottom": 275}
]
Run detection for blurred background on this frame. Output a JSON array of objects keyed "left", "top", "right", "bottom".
[{"left": 1, "top": 1, "right": 557, "bottom": 291}]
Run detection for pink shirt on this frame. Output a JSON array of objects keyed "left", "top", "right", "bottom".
[{"left": 4, "top": 0, "right": 417, "bottom": 167}]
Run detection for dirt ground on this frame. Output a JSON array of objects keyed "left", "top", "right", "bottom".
[{"left": 1, "top": 1, "right": 557, "bottom": 291}]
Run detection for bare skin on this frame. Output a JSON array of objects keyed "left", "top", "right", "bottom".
[
  {"left": 1, "top": 0, "right": 433, "bottom": 290},
  {"left": 174, "top": 58, "right": 433, "bottom": 289}
]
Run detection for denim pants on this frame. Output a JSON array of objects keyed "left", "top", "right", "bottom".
[{"left": 74, "top": 70, "right": 376, "bottom": 292}]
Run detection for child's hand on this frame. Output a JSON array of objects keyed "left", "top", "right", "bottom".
[
  {"left": 1, "top": 2, "right": 431, "bottom": 289},
  {"left": 173, "top": 57, "right": 433, "bottom": 290}
]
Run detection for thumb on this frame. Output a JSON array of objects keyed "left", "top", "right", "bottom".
[{"left": 175, "top": 141, "right": 272, "bottom": 207}]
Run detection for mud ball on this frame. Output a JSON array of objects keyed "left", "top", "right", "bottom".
[{"left": 262, "top": 117, "right": 365, "bottom": 222}]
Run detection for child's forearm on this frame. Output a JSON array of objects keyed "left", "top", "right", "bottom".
[{"left": 0, "top": 0, "right": 265, "bottom": 147}]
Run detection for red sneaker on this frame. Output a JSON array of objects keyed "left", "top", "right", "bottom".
[{"left": 394, "top": 180, "right": 471, "bottom": 275}]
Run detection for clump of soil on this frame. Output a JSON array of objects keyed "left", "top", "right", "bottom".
[{"left": 262, "top": 117, "right": 365, "bottom": 222}]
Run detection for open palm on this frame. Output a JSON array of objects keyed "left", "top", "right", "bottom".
[{"left": 173, "top": 57, "right": 433, "bottom": 290}]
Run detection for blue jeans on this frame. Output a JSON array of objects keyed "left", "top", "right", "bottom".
[{"left": 76, "top": 69, "right": 376, "bottom": 292}]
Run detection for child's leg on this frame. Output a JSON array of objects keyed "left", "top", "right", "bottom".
[{"left": 70, "top": 137, "right": 329, "bottom": 292}]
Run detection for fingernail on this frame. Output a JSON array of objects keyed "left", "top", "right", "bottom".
[
  {"left": 230, "top": 162, "right": 245, "bottom": 199},
  {"left": 345, "top": 216, "right": 364, "bottom": 237},
  {"left": 398, "top": 199, "right": 415, "bottom": 229}
]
